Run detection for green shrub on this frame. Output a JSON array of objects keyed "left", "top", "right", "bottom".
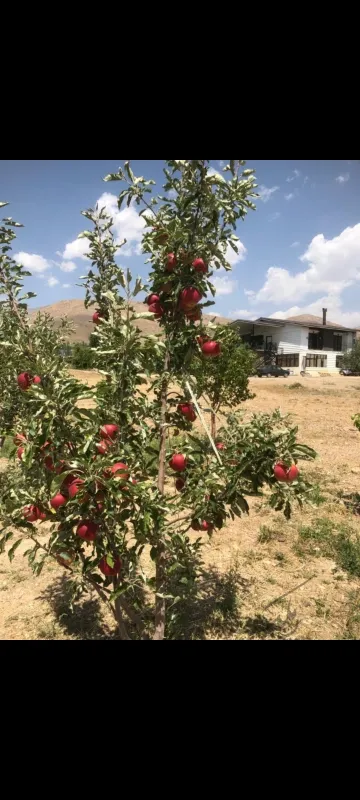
[{"left": 70, "top": 342, "right": 95, "bottom": 369}]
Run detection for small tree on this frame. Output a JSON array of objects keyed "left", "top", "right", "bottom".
[
  {"left": 192, "top": 325, "right": 256, "bottom": 438},
  {"left": 0, "top": 163, "right": 316, "bottom": 640},
  {"left": 70, "top": 342, "right": 95, "bottom": 369},
  {"left": 341, "top": 341, "right": 360, "bottom": 372}
]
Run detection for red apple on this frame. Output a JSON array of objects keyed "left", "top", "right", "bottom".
[
  {"left": 201, "top": 341, "right": 221, "bottom": 358},
  {"left": 44, "top": 455, "right": 55, "bottom": 471},
  {"left": 17, "top": 446, "right": 25, "bottom": 459},
  {"left": 17, "top": 372, "right": 32, "bottom": 391},
  {"left": 61, "top": 472, "right": 78, "bottom": 487},
  {"left": 273, "top": 463, "right": 288, "bottom": 482},
  {"left": 175, "top": 477, "right": 185, "bottom": 492},
  {"left": 192, "top": 258, "right": 208, "bottom": 274},
  {"left": 100, "top": 424, "right": 119, "bottom": 440},
  {"left": 92, "top": 310, "right": 103, "bottom": 324},
  {"left": 169, "top": 453, "right": 187, "bottom": 472},
  {"left": 14, "top": 433, "right": 27, "bottom": 445},
  {"left": 50, "top": 493, "right": 67, "bottom": 510},
  {"left": 177, "top": 403, "right": 196, "bottom": 422},
  {"left": 148, "top": 302, "right": 164, "bottom": 318},
  {"left": 104, "top": 462, "right": 130, "bottom": 481},
  {"left": 96, "top": 439, "right": 111, "bottom": 455},
  {"left": 67, "top": 478, "right": 85, "bottom": 499},
  {"left": 33, "top": 375, "right": 41, "bottom": 385},
  {"left": 180, "top": 287, "right": 202, "bottom": 309},
  {"left": 23, "top": 505, "right": 46, "bottom": 522},
  {"left": 166, "top": 253, "right": 177, "bottom": 272},
  {"left": 177, "top": 402, "right": 192, "bottom": 416},
  {"left": 146, "top": 294, "right": 160, "bottom": 305},
  {"left": 191, "top": 519, "right": 212, "bottom": 532},
  {"left": 76, "top": 520, "right": 98, "bottom": 542},
  {"left": 99, "top": 555, "right": 122, "bottom": 576},
  {"left": 40, "top": 440, "right": 52, "bottom": 452},
  {"left": 287, "top": 464, "right": 300, "bottom": 482},
  {"left": 196, "top": 335, "right": 209, "bottom": 347}
]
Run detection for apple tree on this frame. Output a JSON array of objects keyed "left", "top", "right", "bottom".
[
  {"left": 0, "top": 161, "right": 316, "bottom": 640},
  {"left": 191, "top": 324, "right": 256, "bottom": 439}
]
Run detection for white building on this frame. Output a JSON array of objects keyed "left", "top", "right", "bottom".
[{"left": 230, "top": 310, "right": 356, "bottom": 374}]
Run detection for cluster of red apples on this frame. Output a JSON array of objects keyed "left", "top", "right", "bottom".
[{"left": 15, "top": 408, "right": 127, "bottom": 574}]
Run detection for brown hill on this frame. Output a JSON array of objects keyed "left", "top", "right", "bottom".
[{"left": 30, "top": 299, "right": 228, "bottom": 342}]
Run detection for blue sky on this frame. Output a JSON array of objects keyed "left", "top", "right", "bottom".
[{"left": 1, "top": 159, "right": 359, "bottom": 326}]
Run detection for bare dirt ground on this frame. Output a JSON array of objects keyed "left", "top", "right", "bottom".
[{"left": 2, "top": 372, "right": 360, "bottom": 640}]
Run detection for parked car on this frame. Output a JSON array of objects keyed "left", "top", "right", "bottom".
[
  {"left": 256, "top": 365, "right": 290, "bottom": 378},
  {"left": 340, "top": 368, "right": 360, "bottom": 376}
]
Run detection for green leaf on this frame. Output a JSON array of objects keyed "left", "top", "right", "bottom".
[
  {"left": 8, "top": 538, "right": 23, "bottom": 562},
  {"left": 133, "top": 312, "right": 157, "bottom": 320},
  {"left": 133, "top": 277, "right": 143, "bottom": 296},
  {"left": 124, "top": 161, "right": 135, "bottom": 182},
  {"left": 103, "top": 173, "right": 123, "bottom": 182}
]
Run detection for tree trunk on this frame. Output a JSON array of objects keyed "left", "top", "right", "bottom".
[
  {"left": 153, "top": 351, "right": 170, "bottom": 640},
  {"left": 210, "top": 410, "right": 216, "bottom": 441},
  {"left": 114, "top": 584, "right": 131, "bottom": 640}
]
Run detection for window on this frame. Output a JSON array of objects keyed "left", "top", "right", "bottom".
[
  {"left": 333, "top": 334, "right": 342, "bottom": 351},
  {"left": 305, "top": 354, "right": 327, "bottom": 368},
  {"left": 277, "top": 353, "right": 299, "bottom": 368},
  {"left": 308, "top": 331, "right": 323, "bottom": 350},
  {"left": 265, "top": 335, "right": 273, "bottom": 350},
  {"left": 336, "top": 355, "right": 344, "bottom": 368}
]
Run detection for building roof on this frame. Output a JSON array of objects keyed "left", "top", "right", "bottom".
[
  {"left": 230, "top": 315, "right": 356, "bottom": 333},
  {"left": 286, "top": 313, "right": 345, "bottom": 327}
]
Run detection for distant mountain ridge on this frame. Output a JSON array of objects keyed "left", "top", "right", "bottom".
[{"left": 29, "top": 299, "right": 228, "bottom": 342}]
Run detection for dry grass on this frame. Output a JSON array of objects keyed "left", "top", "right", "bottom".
[{"left": 2, "top": 372, "right": 360, "bottom": 640}]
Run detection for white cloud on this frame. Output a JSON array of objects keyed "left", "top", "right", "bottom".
[
  {"left": 59, "top": 260, "right": 77, "bottom": 272},
  {"left": 218, "top": 160, "right": 225, "bottom": 167},
  {"left": 14, "top": 251, "right": 50, "bottom": 274},
  {"left": 258, "top": 185, "right": 279, "bottom": 203},
  {"left": 335, "top": 173, "right": 350, "bottom": 184},
  {"left": 61, "top": 193, "right": 147, "bottom": 261},
  {"left": 268, "top": 212, "right": 281, "bottom": 221},
  {"left": 252, "top": 222, "right": 360, "bottom": 305},
  {"left": 285, "top": 193, "right": 295, "bottom": 201},
  {"left": 96, "top": 192, "right": 146, "bottom": 256},
  {"left": 62, "top": 237, "right": 90, "bottom": 261},
  {"left": 212, "top": 275, "right": 238, "bottom": 296},
  {"left": 269, "top": 295, "right": 360, "bottom": 329},
  {"left": 62, "top": 283, "right": 71, "bottom": 289},
  {"left": 47, "top": 276, "right": 60, "bottom": 287},
  {"left": 227, "top": 308, "right": 259, "bottom": 320},
  {"left": 286, "top": 169, "right": 301, "bottom": 182},
  {"left": 290, "top": 241, "right": 300, "bottom": 248},
  {"left": 224, "top": 240, "right": 247, "bottom": 266},
  {"left": 303, "top": 176, "right": 309, "bottom": 185}
]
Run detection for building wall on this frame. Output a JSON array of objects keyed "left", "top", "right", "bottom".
[
  {"left": 259, "top": 324, "right": 351, "bottom": 373},
  {"left": 238, "top": 323, "right": 354, "bottom": 373}
]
